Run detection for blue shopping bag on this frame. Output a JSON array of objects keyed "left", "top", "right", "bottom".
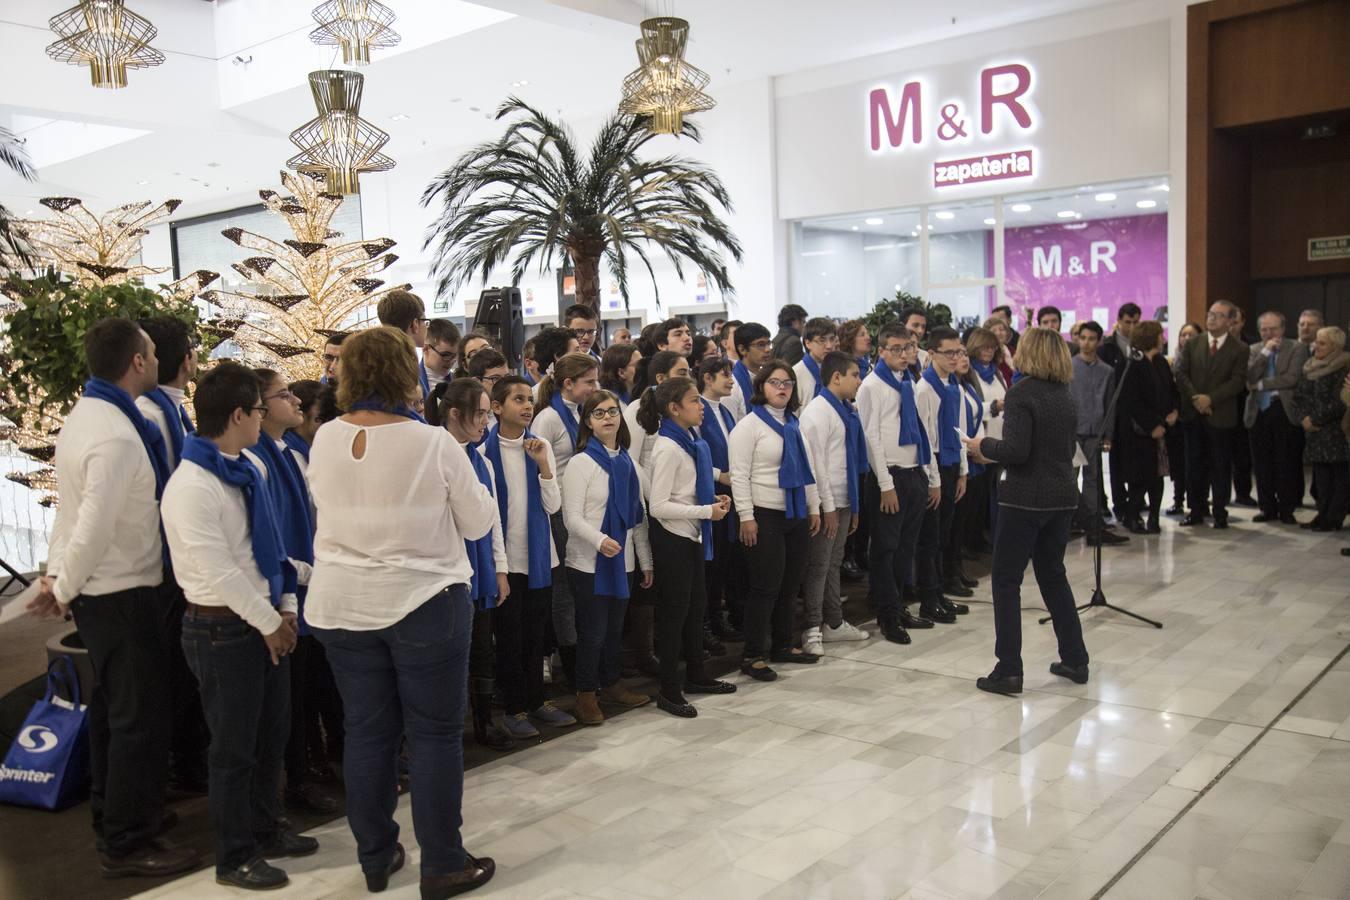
[{"left": 0, "top": 656, "right": 90, "bottom": 811}]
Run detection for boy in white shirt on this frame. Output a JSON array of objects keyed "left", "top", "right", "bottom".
[{"left": 792, "top": 317, "right": 839, "bottom": 407}]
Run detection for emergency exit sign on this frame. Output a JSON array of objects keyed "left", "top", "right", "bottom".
[{"left": 1308, "top": 235, "right": 1350, "bottom": 261}]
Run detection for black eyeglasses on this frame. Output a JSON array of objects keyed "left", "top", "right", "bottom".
[
  {"left": 589, "top": 407, "right": 622, "bottom": 420},
  {"left": 572, "top": 328, "right": 597, "bottom": 338},
  {"left": 426, "top": 346, "right": 455, "bottom": 361},
  {"left": 250, "top": 405, "right": 269, "bottom": 416},
  {"left": 264, "top": 389, "right": 294, "bottom": 402},
  {"left": 321, "top": 352, "right": 340, "bottom": 364}
]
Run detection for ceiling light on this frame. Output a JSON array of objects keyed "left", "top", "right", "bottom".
[
  {"left": 850, "top": 225, "right": 858, "bottom": 231},
  {"left": 1136, "top": 199, "right": 1157, "bottom": 209},
  {"left": 619, "top": 16, "right": 716, "bottom": 134},
  {"left": 46, "top": 0, "right": 165, "bottom": 90},
  {"left": 287, "top": 69, "right": 394, "bottom": 195},
  {"left": 1010, "top": 203, "right": 1032, "bottom": 213},
  {"left": 1094, "top": 192, "right": 1116, "bottom": 202},
  {"left": 1153, "top": 184, "right": 1170, "bottom": 192},
  {"left": 511, "top": 80, "right": 529, "bottom": 87},
  {"left": 1057, "top": 210, "right": 1077, "bottom": 219},
  {"left": 310, "top": 0, "right": 401, "bottom": 66},
  {"left": 983, "top": 218, "right": 995, "bottom": 226},
  {"left": 864, "top": 217, "right": 883, "bottom": 225},
  {"left": 137, "top": 179, "right": 149, "bottom": 185},
  {"left": 390, "top": 113, "right": 410, "bottom": 121},
  {"left": 934, "top": 211, "right": 955, "bottom": 220}
]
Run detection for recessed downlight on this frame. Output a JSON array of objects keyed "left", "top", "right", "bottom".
[
  {"left": 864, "top": 217, "right": 884, "bottom": 226},
  {"left": 1136, "top": 199, "right": 1157, "bottom": 209},
  {"left": 934, "top": 211, "right": 955, "bottom": 220},
  {"left": 983, "top": 218, "right": 996, "bottom": 226},
  {"left": 1094, "top": 192, "right": 1116, "bottom": 202},
  {"left": 1010, "top": 203, "right": 1032, "bottom": 213},
  {"left": 1057, "top": 210, "right": 1077, "bottom": 219}
]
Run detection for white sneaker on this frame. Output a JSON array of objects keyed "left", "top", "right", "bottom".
[
  {"left": 542, "top": 655, "right": 553, "bottom": 685},
  {"left": 822, "top": 621, "right": 870, "bottom": 642},
  {"left": 802, "top": 627, "right": 824, "bottom": 657}
]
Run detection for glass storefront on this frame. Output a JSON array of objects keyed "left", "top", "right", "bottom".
[{"left": 791, "top": 175, "right": 1170, "bottom": 336}]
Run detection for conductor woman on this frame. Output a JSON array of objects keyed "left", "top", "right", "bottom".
[{"left": 960, "top": 327, "right": 1090, "bottom": 695}]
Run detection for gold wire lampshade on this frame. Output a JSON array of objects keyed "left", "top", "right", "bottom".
[
  {"left": 309, "top": 0, "right": 401, "bottom": 66},
  {"left": 287, "top": 70, "right": 395, "bottom": 196},
  {"left": 618, "top": 16, "right": 715, "bottom": 134},
  {"left": 46, "top": 0, "right": 165, "bottom": 89}
]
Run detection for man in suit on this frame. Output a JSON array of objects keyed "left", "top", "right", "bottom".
[
  {"left": 1175, "top": 300, "right": 1248, "bottom": 528},
  {"left": 1098, "top": 302, "right": 1142, "bottom": 520},
  {"left": 1244, "top": 311, "right": 1308, "bottom": 524}
]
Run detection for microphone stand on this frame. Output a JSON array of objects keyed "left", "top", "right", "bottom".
[{"left": 1040, "top": 346, "right": 1162, "bottom": 630}]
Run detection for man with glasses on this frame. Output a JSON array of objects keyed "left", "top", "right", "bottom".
[
  {"left": 724, "top": 322, "right": 774, "bottom": 422},
  {"left": 793, "top": 316, "right": 840, "bottom": 405},
  {"left": 422, "top": 319, "right": 461, "bottom": 390},
  {"left": 377, "top": 290, "right": 431, "bottom": 399},
  {"left": 857, "top": 323, "right": 937, "bottom": 645},
  {"left": 319, "top": 332, "right": 349, "bottom": 386},
  {"left": 565, "top": 304, "right": 602, "bottom": 360}
]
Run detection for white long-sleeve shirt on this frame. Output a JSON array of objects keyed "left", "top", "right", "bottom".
[
  {"left": 915, "top": 373, "right": 970, "bottom": 476},
  {"left": 793, "top": 358, "right": 821, "bottom": 408},
  {"left": 561, "top": 446, "right": 653, "bottom": 575},
  {"left": 972, "top": 373, "right": 1007, "bottom": 441},
  {"left": 47, "top": 395, "right": 164, "bottom": 605},
  {"left": 798, "top": 395, "right": 851, "bottom": 514},
  {"left": 855, "top": 369, "right": 940, "bottom": 492},
  {"left": 727, "top": 405, "right": 821, "bottom": 521},
  {"left": 623, "top": 396, "right": 657, "bottom": 476},
  {"left": 479, "top": 432, "right": 561, "bottom": 575},
  {"left": 459, "top": 441, "right": 507, "bottom": 577},
  {"left": 135, "top": 385, "right": 189, "bottom": 469},
  {"left": 533, "top": 398, "right": 580, "bottom": 475},
  {"left": 721, "top": 380, "right": 750, "bottom": 423},
  {"left": 304, "top": 419, "right": 498, "bottom": 630},
  {"left": 648, "top": 434, "right": 716, "bottom": 542},
  {"left": 161, "top": 448, "right": 298, "bottom": 635}
]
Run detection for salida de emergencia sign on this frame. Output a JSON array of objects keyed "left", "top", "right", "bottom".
[{"left": 1308, "top": 236, "right": 1350, "bottom": 261}]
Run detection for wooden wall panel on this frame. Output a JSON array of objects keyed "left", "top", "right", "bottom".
[{"left": 1250, "top": 130, "right": 1350, "bottom": 280}]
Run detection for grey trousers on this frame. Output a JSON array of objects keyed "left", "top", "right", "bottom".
[{"left": 802, "top": 508, "right": 852, "bottom": 630}]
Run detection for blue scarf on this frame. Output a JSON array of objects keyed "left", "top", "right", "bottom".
[
  {"left": 464, "top": 446, "right": 500, "bottom": 609},
  {"left": 699, "top": 397, "right": 735, "bottom": 471},
  {"left": 658, "top": 418, "right": 716, "bottom": 560},
  {"left": 483, "top": 425, "right": 553, "bottom": 589},
  {"left": 820, "top": 389, "right": 869, "bottom": 514},
  {"left": 522, "top": 367, "right": 536, "bottom": 387},
  {"left": 251, "top": 435, "right": 315, "bottom": 630},
  {"left": 732, "top": 360, "right": 754, "bottom": 408},
  {"left": 181, "top": 436, "right": 296, "bottom": 607},
  {"left": 349, "top": 396, "right": 426, "bottom": 423},
  {"left": 418, "top": 360, "right": 431, "bottom": 400},
  {"left": 82, "top": 378, "right": 170, "bottom": 497},
  {"left": 750, "top": 405, "right": 815, "bottom": 520},
  {"left": 801, "top": 354, "right": 825, "bottom": 399},
  {"left": 962, "top": 383, "right": 985, "bottom": 477},
  {"left": 143, "top": 387, "right": 194, "bottom": 468},
  {"left": 549, "top": 391, "right": 579, "bottom": 448},
  {"left": 282, "top": 430, "right": 310, "bottom": 462},
  {"left": 857, "top": 355, "right": 873, "bottom": 381},
  {"left": 922, "top": 368, "right": 963, "bottom": 466},
  {"left": 872, "top": 364, "right": 931, "bottom": 463},
  {"left": 971, "top": 359, "right": 999, "bottom": 386},
  {"left": 582, "top": 440, "right": 643, "bottom": 599}
]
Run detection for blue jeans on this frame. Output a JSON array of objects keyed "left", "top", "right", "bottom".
[
  {"left": 568, "top": 569, "right": 628, "bottom": 692},
  {"left": 181, "top": 611, "right": 290, "bottom": 872},
  {"left": 990, "top": 507, "right": 1088, "bottom": 677},
  {"left": 312, "top": 585, "right": 472, "bottom": 877}
]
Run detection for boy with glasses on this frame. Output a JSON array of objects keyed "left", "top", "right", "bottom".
[
  {"left": 724, "top": 322, "right": 773, "bottom": 422},
  {"left": 565, "top": 304, "right": 602, "bottom": 360},
  {"left": 319, "top": 332, "right": 349, "bottom": 386},
  {"left": 377, "top": 290, "right": 431, "bottom": 398},
  {"left": 422, "top": 319, "right": 461, "bottom": 389},
  {"left": 793, "top": 316, "right": 840, "bottom": 406}
]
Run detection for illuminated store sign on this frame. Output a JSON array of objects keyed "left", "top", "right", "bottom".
[{"left": 869, "top": 63, "right": 1038, "bottom": 188}]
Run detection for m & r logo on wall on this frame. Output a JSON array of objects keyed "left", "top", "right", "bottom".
[{"left": 868, "top": 63, "right": 1039, "bottom": 189}]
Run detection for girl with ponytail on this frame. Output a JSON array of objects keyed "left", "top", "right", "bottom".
[{"left": 626, "top": 350, "right": 691, "bottom": 475}]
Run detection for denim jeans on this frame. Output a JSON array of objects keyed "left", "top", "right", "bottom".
[
  {"left": 990, "top": 507, "right": 1088, "bottom": 677},
  {"left": 568, "top": 568, "right": 630, "bottom": 692},
  {"left": 313, "top": 585, "right": 473, "bottom": 878},
  {"left": 181, "top": 611, "right": 290, "bottom": 872}
]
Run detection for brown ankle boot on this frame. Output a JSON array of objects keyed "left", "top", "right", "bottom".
[
  {"left": 600, "top": 681, "right": 651, "bottom": 708},
  {"left": 574, "top": 691, "right": 604, "bottom": 726}
]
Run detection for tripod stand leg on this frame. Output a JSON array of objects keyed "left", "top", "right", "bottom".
[
  {"left": 0, "top": 558, "right": 32, "bottom": 595},
  {"left": 1099, "top": 602, "right": 1164, "bottom": 629}
]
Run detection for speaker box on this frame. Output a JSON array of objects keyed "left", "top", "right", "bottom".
[{"left": 472, "top": 287, "right": 525, "bottom": 370}]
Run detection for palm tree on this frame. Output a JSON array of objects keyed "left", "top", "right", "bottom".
[
  {"left": 0, "top": 126, "right": 36, "bottom": 268},
  {"left": 422, "top": 97, "right": 742, "bottom": 314}
]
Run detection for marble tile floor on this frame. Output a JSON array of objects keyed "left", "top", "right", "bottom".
[{"left": 134, "top": 520, "right": 1350, "bottom": 900}]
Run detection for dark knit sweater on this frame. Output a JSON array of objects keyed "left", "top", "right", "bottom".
[{"left": 979, "top": 376, "right": 1080, "bottom": 511}]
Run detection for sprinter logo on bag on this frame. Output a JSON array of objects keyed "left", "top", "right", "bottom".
[
  {"left": 0, "top": 764, "right": 57, "bottom": 784},
  {"left": 17, "top": 725, "right": 59, "bottom": 754}
]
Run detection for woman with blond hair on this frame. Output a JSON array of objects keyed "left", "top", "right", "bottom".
[
  {"left": 983, "top": 317, "right": 1017, "bottom": 384},
  {"left": 960, "top": 327, "right": 1088, "bottom": 697}
]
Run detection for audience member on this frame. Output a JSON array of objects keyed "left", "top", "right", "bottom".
[
  {"left": 793, "top": 316, "right": 839, "bottom": 405},
  {"left": 422, "top": 319, "right": 461, "bottom": 389},
  {"left": 599, "top": 343, "right": 642, "bottom": 405},
  {"left": 1245, "top": 312, "right": 1308, "bottom": 524},
  {"left": 376, "top": 290, "right": 431, "bottom": 399},
  {"left": 771, "top": 303, "right": 808, "bottom": 365},
  {"left": 1115, "top": 322, "right": 1177, "bottom": 534},
  {"left": 1175, "top": 300, "right": 1248, "bottom": 529},
  {"left": 724, "top": 322, "right": 773, "bottom": 422},
  {"left": 1070, "top": 321, "right": 1127, "bottom": 546},
  {"left": 564, "top": 304, "right": 601, "bottom": 359},
  {"left": 1292, "top": 326, "right": 1349, "bottom": 531}
]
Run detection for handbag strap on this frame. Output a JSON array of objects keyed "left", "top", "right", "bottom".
[{"left": 45, "top": 656, "right": 81, "bottom": 710}]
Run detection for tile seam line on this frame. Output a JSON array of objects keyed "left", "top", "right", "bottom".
[{"left": 1089, "top": 640, "right": 1350, "bottom": 900}]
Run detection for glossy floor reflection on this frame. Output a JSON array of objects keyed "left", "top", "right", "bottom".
[{"left": 134, "top": 518, "right": 1350, "bottom": 900}]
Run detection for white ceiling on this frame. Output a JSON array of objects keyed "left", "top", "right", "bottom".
[{"left": 0, "top": 0, "right": 1124, "bottom": 217}]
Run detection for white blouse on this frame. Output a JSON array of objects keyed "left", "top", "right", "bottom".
[
  {"left": 973, "top": 373, "right": 1007, "bottom": 441},
  {"left": 648, "top": 434, "right": 716, "bottom": 543},
  {"left": 561, "top": 446, "right": 653, "bottom": 575},
  {"left": 478, "top": 432, "right": 561, "bottom": 574},
  {"left": 304, "top": 419, "right": 497, "bottom": 630},
  {"left": 533, "top": 398, "right": 580, "bottom": 475},
  {"left": 727, "top": 405, "right": 821, "bottom": 521}
]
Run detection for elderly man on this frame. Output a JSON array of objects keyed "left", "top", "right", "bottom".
[{"left": 1244, "top": 312, "right": 1308, "bottom": 524}]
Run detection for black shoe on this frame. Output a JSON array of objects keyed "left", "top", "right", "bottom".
[
  {"left": 709, "top": 616, "right": 743, "bottom": 642},
  {"left": 1252, "top": 512, "right": 1277, "bottom": 523},
  {"left": 1212, "top": 513, "right": 1229, "bottom": 530},
  {"left": 703, "top": 630, "right": 726, "bottom": 657},
  {"left": 1086, "top": 529, "right": 1130, "bottom": 546},
  {"left": 920, "top": 602, "right": 957, "bottom": 625},
  {"left": 216, "top": 857, "right": 289, "bottom": 891},
  {"left": 942, "top": 598, "right": 970, "bottom": 616},
  {"left": 740, "top": 660, "right": 778, "bottom": 682},
  {"left": 284, "top": 783, "right": 339, "bottom": 816},
  {"left": 100, "top": 841, "right": 202, "bottom": 879},
  {"left": 685, "top": 679, "right": 737, "bottom": 695},
  {"left": 1341, "top": 547, "right": 1350, "bottom": 557},
  {"left": 636, "top": 653, "right": 661, "bottom": 677},
  {"left": 942, "top": 580, "right": 974, "bottom": 598},
  {"left": 1145, "top": 516, "right": 1161, "bottom": 535},
  {"left": 257, "top": 829, "right": 319, "bottom": 859},
  {"left": 1180, "top": 513, "right": 1207, "bottom": 527},
  {"left": 474, "top": 722, "right": 515, "bottom": 753},
  {"left": 975, "top": 673, "right": 1023, "bottom": 696},
  {"left": 958, "top": 568, "right": 978, "bottom": 589},
  {"left": 1165, "top": 503, "right": 1185, "bottom": 516},
  {"left": 1279, "top": 512, "right": 1298, "bottom": 525},
  {"left": 366, "top": 842, "right": 405, "bottom": 893},
  {"left": 769, "top": 648, "right": 820, "bottom": 664},
  {"left": 1049, "top": 661, "right": 1090, "bottom": 684},
  {"left": 1232, "top": 495, "right": 1258, "bottom": 508},
  {"left": 656, "top": 693, "right": 698, "bottom": 718},
  {"left": 877, "top": 616, "right": 911, "bottom": 645},
  {"left": 1124, "top": 516, "right": 1148, "bottom": 535},
  {"left": 1068, "top": 526, "right": 1086, "bottom": 539},
  {"left": 898, "top": 607, "right": 934, "bottom": 629},
  {"left": 420, "top": 854, "right": 495, "bottom": 900},
  {"left": 840, "top": 559, "right": 864, "bottom": 583}
]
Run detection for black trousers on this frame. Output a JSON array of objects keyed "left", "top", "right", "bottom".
[
  {"left": 742, "top": 508, "right": 810, "bottom": 660},
  {"left": 1232, "top": 396, "right": 1253, "bottom": 498},
  {"left": 865, "top": 467, "right": 928, "bottom": 618},
  {"left": 493, "top": 573, "right": 550, "bottom": 715},
  {"left": 70, "top": 585, "right": 172, "bottom": 856},
  {"left": 1184, "top": 420, "right": 1234, "bottom": 516},
  {"left": 306, "top": 636, "right": 343, "bottom": 765},
  {"left": 703, "top": 489, "right": 735, "bottom": 626},
  {"left": 1311, "top": 463, "right": 1349, "bottom": 529},
  {"left": 469, "top": 606, "right": 495, "bottom": 687},
  {"left": 159, "top": 576, "right": 208, "bottom": 781},
  {"left": 1250, "top": 402, "right": 1302, "bottom": 517},
  {"left": 1108, "top": 440, "right": 1129, "bottom": 517},
  {"left": 284, "top": 634, "right": 323, "bottom": 790},
  {"left": 1125, "top": 475, "right": 1164, "bottom": 521},
  {"left": 915, "top": 464, "right": 959, "bottom": 598},
  {"left": 651, "top": 520, "right": 709, "bottom": 695},
  {"left": 990, "top": 507, "right": 1087, "bottom": 677},
  {"left": 1166, "top": 425, "right": 1187, "bottom": 506}
]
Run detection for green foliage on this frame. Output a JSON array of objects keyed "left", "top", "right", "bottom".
[
  {"left": 860, "top": 290, "right": 952, "bottom": 348},
  {"left": 1, "top": 270, "right": 205, "bottom": 418}
]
